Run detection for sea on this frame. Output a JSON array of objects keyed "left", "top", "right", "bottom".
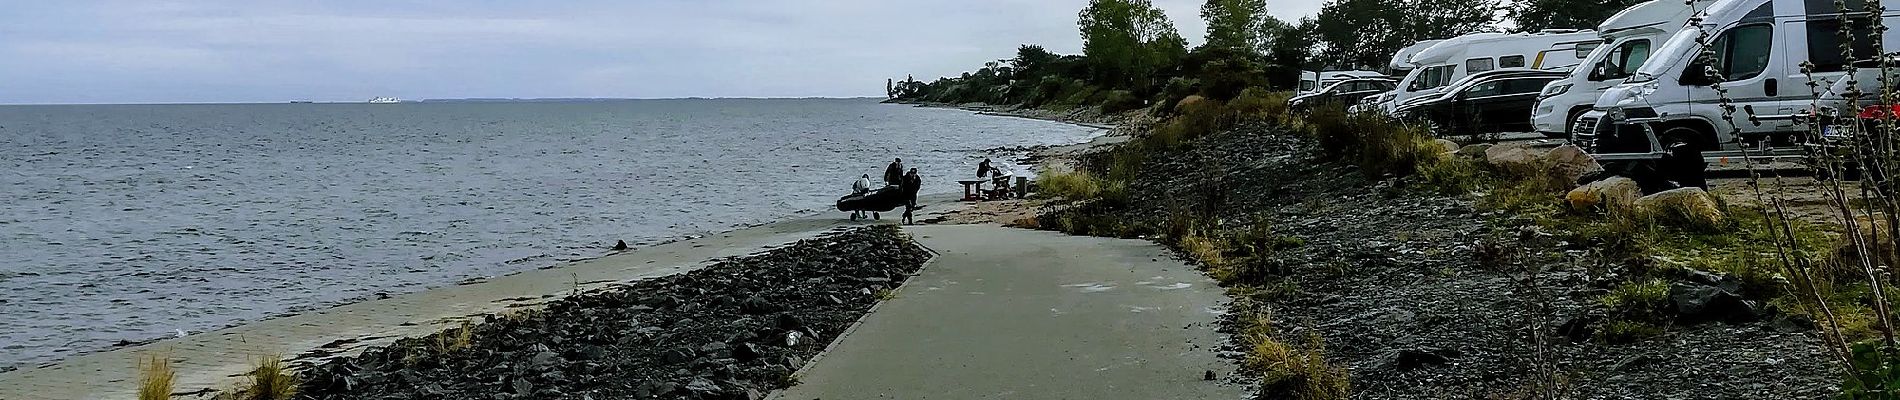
[{"left": 0, "top": 98, "right": 1103, "bottom": 371}]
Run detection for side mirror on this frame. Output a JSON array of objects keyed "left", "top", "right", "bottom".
[{"left": 1680, "top": 62, "right": 1716, "bottom": 86}]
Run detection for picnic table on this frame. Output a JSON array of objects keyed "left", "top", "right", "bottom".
[{"left": 957, "top": 178, "right": 986, "bottom": 201}]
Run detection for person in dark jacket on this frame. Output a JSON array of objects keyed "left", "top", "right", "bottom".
[
  {"left": 884, "top": 158, "right": 905, "bottom": 186},
  {"left": 902, "top": 168, "right": 924, "bottom": 224}
]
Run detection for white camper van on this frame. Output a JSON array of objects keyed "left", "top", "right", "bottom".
[
  {"left": 1584, "top": 0, "right": 1900, "bottom": 156},
  {"left": 1530, "top": 0, "right": 1710, "bottom": 138},
  {"left": 1381, "top": 30, "right": 1601, "bottom": 114},
  {"left": 1298, "top": 70, "right": 1388, "bottom": 94}
]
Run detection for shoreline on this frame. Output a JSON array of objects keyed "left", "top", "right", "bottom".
[{"left": 0, "top": 104, "right": 1100, "bottom": 398}]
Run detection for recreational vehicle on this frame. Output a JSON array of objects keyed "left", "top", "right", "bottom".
[
  {"left": 1381, "top": 30, "right": 1600, "bottom": 114},
  {"left": 1298, "top": 70, "right": 1389, "bottom": 94},
  {"left": 1582, "top": 0, "right": 1900, "bottom": 160},
  {"left": 1530, "top": 0, "right": 1711, "bottom": 138}
]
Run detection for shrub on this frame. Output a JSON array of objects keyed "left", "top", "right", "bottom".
[
  {"left": 138, "top": 354, "right": 174, "bottom": 400},
  {"left": 1601, "top": 279, "right": 1670, "bottom": 314},
  {"left": 1036, "top": 167, "right": 1102, "bottom": 200},
  {"left": 1229, "top": 88, "right": 1292, "bottom": 122},
  {"left": 1100, "top": 90, "right": 1145, "bottom": 114},
  {"left": 243, "top": 356, "right": 297, "bottom": 400},
  {"left": 1150, "top": 98, "right": 1231, "bottom": 148},
  {"left": 1239, "top": 313, "right": 1349, "bottom": 400}
]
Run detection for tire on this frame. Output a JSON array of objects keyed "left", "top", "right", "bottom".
[
  {"left": 1546, "top": 108, "right": 1589, "bottom": 139},
  {"left": 1658, "top": 126, "right": 1711, "bottom": 189}
]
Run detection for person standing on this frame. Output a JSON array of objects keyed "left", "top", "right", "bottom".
[
  {"left": 850, "top": 174, "right": 872, "bottom": 220},
  {"left": 902, "top": 168, "right": 922, "bottom": 224},
  {"left": 884, "top": 158, "right": 905, "bottom": 187}
]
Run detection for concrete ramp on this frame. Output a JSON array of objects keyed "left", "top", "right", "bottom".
[{"left": 773, "top": 225, "right": 1242, "bottom": 399}]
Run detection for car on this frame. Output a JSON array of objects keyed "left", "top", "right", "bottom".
[
  {"left": 1394, "top": 70, "right": 1567, "bottom": 134},
  {"left": 1286, "top": 78, "right": 1396, "bottom": 110}
]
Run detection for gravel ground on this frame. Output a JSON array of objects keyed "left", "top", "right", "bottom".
[
  {"left": 1053, "top": 121, "right": 1840, "bottom": 399},
  {"left": 291, "top": 225, "right": 931, "bottom": 400}
]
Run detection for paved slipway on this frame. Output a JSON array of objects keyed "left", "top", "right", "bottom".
[{"left": 774, "top": 224, "right": 1243, "bottom": 400}]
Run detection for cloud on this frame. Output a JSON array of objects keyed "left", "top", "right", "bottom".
[{"left": 0, "top": 0, "right": 1327, "bottom": 104}]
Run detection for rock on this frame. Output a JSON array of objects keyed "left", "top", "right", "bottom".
[
  {"left": 700, "top": 341, "right": 728, "bottom": 353},
  {"left": 1456, "top": 143, "right": 1494, "bottom": 159},
  {"left": 1432, "top": 138, "right": 1460, "bottom": 154},
  {"left": 1203, "top": 370, "right": 1217, "bottom": 380},
  {"left": 733, "top": 342, "right": 763, "bottom": 361},
  {"left": 1772, "top": 313, "right": 1815, "bottom": 332},
  {"left": 1387, "top": 348, "right": 1462, "bottom": 371},
  {"left": 1544, "top": 144, "right": 1603, "bottom": 189},
  {"left": 1556, "top": 312, "right": 1601, "bottom": 343},
  {"left": 1634, "top": 187, "right": 1725, "bottom": 229},
  {"left": 785, "top": 331, "right": 803, "bottom": 347},
  {"left": 740, "top": 296, "right": 781, "bottom": 314},
  {"left": 1565, "top": 177, "right": 1640, "bottom": 214},
  {"left": 663, "top": 347, "right": 696, "bottom": 364},
  {"left": 529, "top": 351, "right": 560, "bottom": 369},
  {"left": 1176, "top": 95, "right": 1208, "bottom": 112},
  {"left": 1484, "top": 144, "right": 1545, "bottom": 176},
  {"left": 613, "top": 240, "right": 629, "bottom": 251},
  {"left": 685, "top": 377, "right": 720, "bottom": 394},
  {"left": 775, "top": 313, "right": 804, "bottom": 330},
  {"left": 1670, "top": 283, "right": 1759, "bottom": 322},
  {"left": 1612, "top": 355, "right": 1655, "bottom": 371}
]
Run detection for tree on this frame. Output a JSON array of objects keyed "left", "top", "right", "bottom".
[
  {"left": 1261, "top": 18, "right": 1316, "bottom": 89},
  {"left": 1010, "top": 45, "right": 1059, "bottom": 79},
  {"left": 1201, "top": 0, "right": 1270, "bottom": 52},
  {"left": 1311, "top": 0, "right": 1498, "bottom": 70},
  {"left": 1078, "top": 0, "right": 1187, "bottom": 90},
  {"left": 1507, "top": 0, "right": 1642, "bottom": 33}
]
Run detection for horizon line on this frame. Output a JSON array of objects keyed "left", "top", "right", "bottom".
[{"left": 0, "top": 96, "right": 890, "bottom": 106}]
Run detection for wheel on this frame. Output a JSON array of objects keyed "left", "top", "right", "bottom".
[
  {"left": 851, "top": 213, "right": 859, "bottom": 221},
  {"left": 1658, "top": 126, "right": 1710, "bottom": 189},
  {"left": 873, "top": 212, "right": 881, "bottom": 220},
  {"left": 1547, "top": 108, "right": 1589, "bottom": 139}
]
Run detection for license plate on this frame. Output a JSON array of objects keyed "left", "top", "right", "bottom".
[{"left": 1824, "top": 125, "right": 1845, "bottom": 138}]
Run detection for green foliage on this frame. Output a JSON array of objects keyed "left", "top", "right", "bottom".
[
  {"left": 1297, "top": 104, "right": 1440, "bottom": 178},
  {"left": 1312, "top": 0, "right": 1498, "bottom": 68},
  {"left": 1079, "top": 0, "right": 1187, "bottom": 90},
  {"left": 1201, "top": 0, "right": 1271, "bottom": 51},
  {"left": 1843, "top": 340, "right": 1900, "bottom": 399},
  {"left": 1228, "top": 87, "right": 1292, "bottom": 122},
  {"left": 1507, "top": 0, "right": 1643, "bottom": 33},
  {"left": 1240, "top": 315, "right": 1351, "bottom": 400},
  {"left": 1100, "top": 90, "right": 1146, "bottom": 113},
  {"left": 1037, "top": 168, "right": 1103, "bottom": 200},
  {"left": 1153, "top": 98, "right": 1232, "bottom": 148},
  {"left": 1601, "top": 279, "right": 1670, "bottom": 314}
]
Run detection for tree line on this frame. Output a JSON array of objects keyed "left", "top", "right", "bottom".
[{"left": 889, "top": 0, "right": 1641, "bottom": 110}]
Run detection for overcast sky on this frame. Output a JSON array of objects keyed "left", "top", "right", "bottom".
[{"left": 0, "top": 1, "right": 1323, "bottom": 104}]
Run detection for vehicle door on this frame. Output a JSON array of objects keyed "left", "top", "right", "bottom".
[
  {"left": 1495, "top": 77, "right": 1563, "bottom": 132},
  {"left": 1453, "top": 80, "right": 1506, "bottom": 132},
  {"left": 1591, "top": 38, "right": 1652, "bottom": 91},
  {"left": 1691, "top": 22, "right": 1777, "bottom": 138}
]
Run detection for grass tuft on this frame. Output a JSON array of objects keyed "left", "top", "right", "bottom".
[
  {"left": 242, "top": 355, "right": 297, "bottom": 400},
  {"left": 1036, "top": 167, "right": 1101, "bottom": 200},
  {"left": 138, "top": 353, "right": 174, "bottom": 400},
  {"left": 1238, "top": 311, "right": 1349, "bottom": 400}
]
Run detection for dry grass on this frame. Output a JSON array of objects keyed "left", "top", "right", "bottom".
[
  {"left": 1238, "top": 311, "right": 1350, "bottom": 400},
  {"left": 137, "top": 353, "right": 174, "bottom": 400},
  {"left": 240, "top": 355, "right": 297, "bottom": 400},
  {"left": 433, "top": 320, "right": 475, "bottom": 354},
  {"left": 1035, "top": 167, "right": 1101, "bottom": 200}
]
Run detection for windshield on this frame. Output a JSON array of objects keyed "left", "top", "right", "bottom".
[{"left": 1633, "top": 25, "right": 1708, "bottom": 82}]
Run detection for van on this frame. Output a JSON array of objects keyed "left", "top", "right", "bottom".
[
  {"left": 1583, "top": 0, "right": 1900, "bottom": 156},
  {"left": 1380, "top": 30, "right": 1601, "bottom": 114},
  {"left": 1298, "top": 70, "right": 1389, "bottom": 94},
  {"left": 1531, "top": 0, "right": 1711, "bottom": 138}
]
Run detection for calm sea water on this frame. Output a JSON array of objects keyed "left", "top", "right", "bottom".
[{"left": 0, "top": 99, "right": 1100, "bottom": 370}]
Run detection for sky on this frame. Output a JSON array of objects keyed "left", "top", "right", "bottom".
[{"left": 0, "top": 0, "right": 1324, "bottom": 104}]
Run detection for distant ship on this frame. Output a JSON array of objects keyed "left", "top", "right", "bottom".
[
  {"left": 289, "top": 100, "right": 314, "bottom": 104},
  {"left": 367, "top": 97, "right": 401, "bottom": 104}
]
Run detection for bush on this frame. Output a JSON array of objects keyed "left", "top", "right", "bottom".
[
  {"left": 1229, "top": 87, "right": 1292, "bottom": 122},
  {"left": 1037, "top": 167, "right": 1102, "bottom": 200},
  {"left": 243, "top": 356, "right": 297, "bottom": 400},
  {"left": 1240, "top": 313, "right": 1350, "bottom": 400},
  {"left": 1099, "top": 90, "right": 1145, "bottom": 114},
  {"left": 1151, "top": 98, "right": 1231, "bottom": 148}
]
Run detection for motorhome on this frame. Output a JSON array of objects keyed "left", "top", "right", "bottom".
[
  {"left": 1582, "top": 0, "right": 1900, "bottom": 159},
  {"left": 1351, "top": 40, "right": 1445, "bottom": 112},
  {"left": 1530, "top": 0, "right": 1711, "bottom": 138},
  {"left": 1298, "top": 70, "right": 1388, "bottom": 94},
  {"left": 1380, "top": 30, "right": 1601, "bottom": 114}
]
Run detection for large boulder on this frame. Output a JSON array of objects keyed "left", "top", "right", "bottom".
[
  {"left": 1456, "top": 143, "right": 1494, "bottom": 160},
  {"left": 1544, "top": 144, "right": 1604, "bottom": 189},
  {"left": 1432, "top": 139, "right": 1460, "bottom": 154},
  {"left": 1633, "top": 187, "right": 1725, "bottom": 229},
  {"left": 1484, "top": 144, "right": 1545, "bottom": 176},
  {"left": 1670, "top": 283, "right": 1759, "bottom": 322},
  {"left": 1175, "top": 95, "right": 1208, "bottom": 112},
  {"left": 1565, "top": 177, "right": 1641, "bottom": 214}
]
